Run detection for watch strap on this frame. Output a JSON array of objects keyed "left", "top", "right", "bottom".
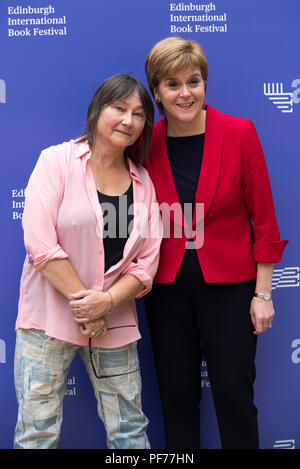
[{"left": 254, "top": 292, "right": 272, "bottom": 301}]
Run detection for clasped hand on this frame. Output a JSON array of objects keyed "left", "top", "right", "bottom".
[{"left": 69, "top": 289, "right": 111, "bottom": 337}]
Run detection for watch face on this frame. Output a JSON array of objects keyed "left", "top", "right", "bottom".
[{"left": 265, "top": 293, "right": 271, "bottom": 300}]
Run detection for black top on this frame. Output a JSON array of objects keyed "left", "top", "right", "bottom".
[
  {"left": 166, "top": 133, "right": 205, "bottom": 213},
  {"left": 97, "top": 182, "right": 134, "bottom": 272}
]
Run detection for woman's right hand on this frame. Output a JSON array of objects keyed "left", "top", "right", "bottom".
[{"left": 79, "top": 317, "right": 108, "bottom": 338}]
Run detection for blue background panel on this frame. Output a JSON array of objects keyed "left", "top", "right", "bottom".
[{"left": 1, "top": 0, "right": 299, "bottom": 449}]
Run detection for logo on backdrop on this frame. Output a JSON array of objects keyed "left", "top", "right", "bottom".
[
  {"left": 201, "top": 360, "right": 210, "bottom": 388},
  {"left": 273, "top": 439, "right": 295, "bottom": 449},
  {"left": 11, "top": 188, "right": 25, "bottom": 220},
  {"left": 0, "top": 339, "right": 6, "bottom": 364},
  {"left": 0, "top": 79, "right": 6, "bottom": 103},
  {"left": 263, "top": 79, "right": 300, "bottom": 113},
  {"left": 65, "top": 376, "right": 77, "bottom": 397},
  {"left": 272, "top": 267, "right": 300, "bottom": 289},
  {"left": 291, "top": 339, "right": 300, "bottom": 364}
]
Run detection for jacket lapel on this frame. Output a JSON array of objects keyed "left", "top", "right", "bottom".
[
  {"left": 192, "top": 104, "right": 224, "bottom": 227},
  {"left": 150, "top": 117, "right": 180, "bottom": 206},
  {"left": 150, "top": 117, "right": 188, "bottom": 231},
  {"left": 150, "top": 105, "right": 224, "bottom": 233}
]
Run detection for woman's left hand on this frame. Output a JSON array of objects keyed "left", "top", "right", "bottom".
[
  {"left": 69, "top": 289, "right": 111, "bottom": 324},
  {"left": 250, "top": 297, "right": 275, "bottom": 335}
]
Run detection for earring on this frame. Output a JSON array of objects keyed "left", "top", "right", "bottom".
[{"left": 155, "top": 97, "right": 160, "bottom": 103}]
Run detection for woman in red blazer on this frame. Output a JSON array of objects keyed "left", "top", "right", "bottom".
[{"left": 143, "top": 37, "right": 288, "bottom": 449}]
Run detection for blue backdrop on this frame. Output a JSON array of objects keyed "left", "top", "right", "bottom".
[{"left": 1, "top": 0, "right": 299, "bottom": 449}]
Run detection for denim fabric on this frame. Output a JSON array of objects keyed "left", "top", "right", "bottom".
[{"left": 14, "top": 329, "right": 150, "bottom": 449}]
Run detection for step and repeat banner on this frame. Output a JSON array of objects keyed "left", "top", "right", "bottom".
[{"left": 1, "top": 0, "right": 299, "bottom": 449}]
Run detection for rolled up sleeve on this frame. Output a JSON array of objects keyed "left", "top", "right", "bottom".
[
  {"left": 122, "top": 180, "right": 163, "bottom": 297},
  {"left": 23, "top": 147, "right": 68, "bottom": 270},
  {"left": 241, "top": 120, "right": 288, "bottom": 263}
]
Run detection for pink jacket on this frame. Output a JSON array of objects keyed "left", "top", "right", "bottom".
[{"left": 16, "top": 140, "right": 162, "bottom": 348}]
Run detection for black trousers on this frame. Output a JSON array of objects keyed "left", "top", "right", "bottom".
[{"left": 144, "top": 249, "right": 259, "bottom": 449}]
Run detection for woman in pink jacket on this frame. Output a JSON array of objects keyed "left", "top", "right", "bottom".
[{"left": 14, "top": 74, "right": 162, "bottom": 449}]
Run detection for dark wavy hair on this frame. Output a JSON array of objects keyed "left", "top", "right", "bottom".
[{"left": 77, "top": 74, "right": 154, "bottom": 164}]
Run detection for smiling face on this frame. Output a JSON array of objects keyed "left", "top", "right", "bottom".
[
  {"left": 154, "top": 67, "right": 206, "bottom": 135},
  {"left": 94, "top": 91, "right": 146, "bottom": 153}
]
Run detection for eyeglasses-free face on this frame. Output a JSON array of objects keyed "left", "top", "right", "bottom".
[
  {"left": 93, "top": 91, "right": 146, "bottom": 154},
  {"left": 154, "top": 67, "right": 206, "bottom": 136}
]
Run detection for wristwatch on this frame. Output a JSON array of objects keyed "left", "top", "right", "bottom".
[{"left": 254, "top": 292, "right": 272, "bottom": 301}]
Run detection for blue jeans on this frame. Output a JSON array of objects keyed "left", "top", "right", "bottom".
[{"left": 14, "top": 329, "right": 150, "bottom": 449}]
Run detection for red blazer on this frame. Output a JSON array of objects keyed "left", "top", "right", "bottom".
[{"left": 144, "top": 104, "right": 288, "bottom": 283}]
